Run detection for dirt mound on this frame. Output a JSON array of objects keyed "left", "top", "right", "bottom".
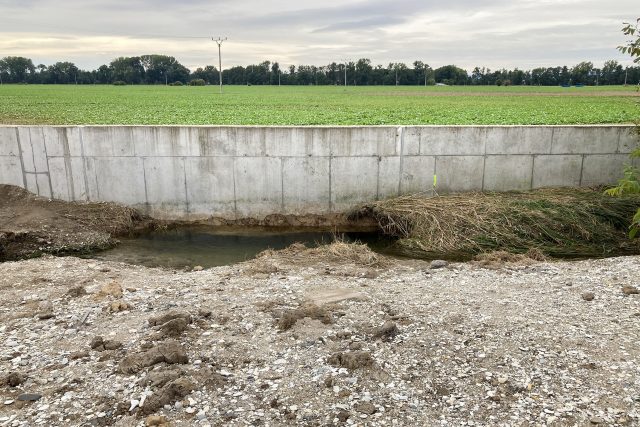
[{"left": 0, "top": 184, "right": 154, "bottom": 261}]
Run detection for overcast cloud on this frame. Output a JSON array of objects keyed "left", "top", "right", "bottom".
[{"left": 0, "top": 0, "right": 637, "bottom": 71}]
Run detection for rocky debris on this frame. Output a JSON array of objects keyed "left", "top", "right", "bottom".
[
  {"left": 327, "top": 351, "right": 374, "bottom": 369},
  {"left": 148, "top": 311, "right": 192, "bottom": 327},
  {"left": 2, "top": 372, "right": 24, "bottom": 387},
  {"left": 119, "top": 341, "right": 188, "bottom": 374},
  {"left": 582, "top": 291, "right": 596, "bottom": 301},
  {"left": 276, "top": 303, "right": 333, "bottom": 331},
  {"left": 66, "top": 285, "right": 87, "bottom": 297},
  {"left": 622, "top": 285, "right": 639, "bottom": 295},
  {"left": 371, "top": 321, "right": 399, "bottom": 341},
  {"left": 1, "top": 254, "right": 640, "bottom": 426},
  {"left": 192, "top": 265, "right": 204, "bottom": 272},
  {"left": 140, "top": 377, "right": 195, "bottom": 415},
  {"left": 430, "top": 259, "right": 449, "bottom": 269},
  {"left": 90, "top": 336, "right": 123, "bottom": 352}
]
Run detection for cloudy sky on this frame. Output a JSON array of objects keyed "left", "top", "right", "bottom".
[{"left": 0, "top": 0, "right": 637, "bottom": 71}]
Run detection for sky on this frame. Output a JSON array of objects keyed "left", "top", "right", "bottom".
[{"left": 0, "top": 0, "right": 637, "bottom": 71}]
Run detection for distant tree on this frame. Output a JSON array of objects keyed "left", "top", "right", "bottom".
[
  {"left": 0, "top": 56, "right": 35, "bottom": 83},
  {"left": 110, "top": 57, "right": 145, "bottom": 84},
  {"left": 434, "top": 65, "right": 468, "bottom": 85},
  {"left": 191, "top": 65, "right": 218, "bottom": 84}
]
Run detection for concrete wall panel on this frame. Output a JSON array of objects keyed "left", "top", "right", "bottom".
[
  {"left": 234, "top": 157, "right": 282, "bottom": 217},
  {"left": 282, "top": 157, "right": 330, "bottom": 213},
  {"left": 551, "top": 126, "right": 620, "bottom": 154},
  {"left": 401, "top": 156, "right": 436, "bottom": 194},
  {"left": 483, "top": 155, "right": 533, "bottom": 191},
  {"left": 0, "top": 125, "right": 634, "bottom": 220},
  {"left": 420, "top": 127, "right": 486, "bottom": 156},
  {"left": 581, "top": 154, "right": 628, "bottom": 186},
  {"left": 436, "top": 156, "right": 484, "bottom": 192},
  {"left": 0, "top": 156, "right": 24, "bottom": 187},
  {"left": 184, "top": 157, "right": 236, "bottom": 218},
  {"left": 331, "top": 156, "right": 378, "bottom": 211},
  {"left": 532, "top": 155, "right": 583, "bottom": 188},
  {"left": 0, "top": 127, "right": 19, "bottom": 156}
]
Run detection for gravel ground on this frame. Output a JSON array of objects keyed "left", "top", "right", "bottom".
[{"left": 0, "top": 250, "right": 639, "bottom": 427}]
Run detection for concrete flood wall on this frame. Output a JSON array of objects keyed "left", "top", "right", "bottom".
[{"left": 0, "top": 125, "right": 636, "bottom": 220}]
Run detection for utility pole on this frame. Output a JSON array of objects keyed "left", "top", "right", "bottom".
[
  {"left": 624, "top": 69, "right": 628, "bottom": 86},
  {"left": 340, "top": 58, "right": 351, "bottom": 86},
  {"left": 213, "top": 36, "right": 227, "bottom": 93}
]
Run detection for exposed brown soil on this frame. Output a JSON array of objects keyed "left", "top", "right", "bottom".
[
  {"left": 0, "top": 184, "right": 155, "bottom": 261},
  {"left": 0, "top": 185, "right": 374, "bottom": 262}
]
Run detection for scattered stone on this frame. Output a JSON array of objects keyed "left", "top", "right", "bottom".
[
  {"left": 582, "top": 292, "right": 595, "bottom": 301},
  {"left": 430, "top": 260, "right": 449, "bottom": 269},
  {"left": 622, "top": 285, "right": 639, "bottom": 295},
  {"left": 336, "top": 410, "right": 350, "bottom": 422},
  {"left": 17, "top": 393, "right": 42, "bottom": 402},
  {"left": 119, "top": 341, "right": 189, "bottom": 374},
  {"left": 36, "top": 300, "right": 55, "bottom": 320},
  {"left": 371, "top": 321, "right": 399, "bottom": 341},
  {"left": 327, "top": 351, "right": 374, "bottom": 369},
  {"left": 198, "top": 308, "right": 212, "bottom": 318},
  {"left": 192, "top": 265, "right": 204, "bottom": 272}
]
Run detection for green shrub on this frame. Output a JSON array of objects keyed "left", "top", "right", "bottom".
[
  {"left": 169, "top": 81, "right": 184, "bottom": 86},
  {"left": 188, "top": 79, "right": 206, "bottom": 86},
  {"left": 112, "top": 81, "right": 126, "bottom": 86}
]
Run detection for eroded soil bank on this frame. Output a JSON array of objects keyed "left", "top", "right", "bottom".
[
  {"left": 0, "top": 185, "right": 375, "bottom": 263},
  {"left": 0, "top": 246, "right": 639, "bottom": 426}
]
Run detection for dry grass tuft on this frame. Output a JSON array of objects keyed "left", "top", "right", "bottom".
[{"left": 350, "top": 188, "right": 640, "bottom": 259}]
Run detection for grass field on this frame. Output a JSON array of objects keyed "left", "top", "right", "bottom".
[{"left": 0, "top": 84, "right": 638, "bottom": 125}]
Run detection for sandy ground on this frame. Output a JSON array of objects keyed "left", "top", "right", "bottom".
[{"left": 0, "top": 247, "right": 639, "bottom": 427}]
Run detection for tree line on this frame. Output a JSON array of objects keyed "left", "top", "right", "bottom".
[{"left": 1, "top": 55, "right": 639, "bottom": 86}]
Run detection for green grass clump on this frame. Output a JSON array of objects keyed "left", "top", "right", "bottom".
[
  {"left": 0, "top": 84, "right": 637, "bottom": 125},
  {"left": 351, "top": 188, "right": 640, "bottom": 259}
]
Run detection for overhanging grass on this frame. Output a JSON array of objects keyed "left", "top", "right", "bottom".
[{"left": 350, "top": 188, "right": 640, "bottom": 259}]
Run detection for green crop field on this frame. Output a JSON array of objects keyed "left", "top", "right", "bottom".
[{"left": 0, "top": 84, "right": 638, "bottom": 125}]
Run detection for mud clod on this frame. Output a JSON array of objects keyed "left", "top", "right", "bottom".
[
  {"left": 66, "top": 286, "right": 87, "bottom": 297},
  {"left": 3, "top": 372, "right": 25, "bottom": 387},
  {"left": 155, "top": 318, "right": 189, "bottom": 339},
  {"left": 622, "top": 285, "right": 639, "bottom": 295},
  {"left": 276, "top": 303, "right": 333, "bottom": 331},
  {"left": 90, "top": 336, "right": 123, "bottom": 352},
  {"left": 145, "top": 415, "right": 170, "bottom": 426},
  {"left": 582, "top": 292, "right": 595, "bottom": 301},
  {"left": 140, "top": 377, "right": 194, "bottom": 415},
  {"left": 148, "top": 311, "right": 192, "bottom": 327},
  {"left": 327, "top": 351, "right": 374, "bottom": 369},
  {"left": 118, "top": 340, "right": 189, "bottom": 374},
  {"left": 372, "top": 321, "right": 399, "bottom": 341}
]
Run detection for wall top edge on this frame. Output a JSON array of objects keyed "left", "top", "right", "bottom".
[{"left": 0, "top": 124, "right": 636, "bottom": 129}]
